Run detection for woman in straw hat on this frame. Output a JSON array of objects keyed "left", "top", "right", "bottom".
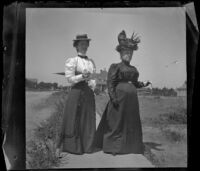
[
  {"left": 56, "top": 34, "right": 97, "bottom": 155},
  {"left": 93, "top": 30, "right": 151, "bottom": 155}
]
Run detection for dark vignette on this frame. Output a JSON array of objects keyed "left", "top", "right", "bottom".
[{"left": 2, "top": 0, "right": 199, "bottom": 170}]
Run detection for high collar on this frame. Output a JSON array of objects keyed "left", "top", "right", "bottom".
[
  {"left": 78, "top": 52, "right": 86, "bottom": 56},
  {"left": 121, "top": 60, "right": 130, "bottom": 66},
  {"left": 78, "top": 54, "right": 88, "bottom": 59}
]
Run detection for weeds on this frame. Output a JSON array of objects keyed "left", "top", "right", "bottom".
[
  {"left": 142, "top": 97, "right": 187, "bottom": 167},
  {"left": 143, "top": 108, "right": 187, "bottom": 126},
  {"left": 26, "top": 139, "right": 59, "bottom": 169},
  {"left": 144, "top": 144, "right": 162, "bottom": 167},
  {"left": 165, "top": 111, "right": 187, "bottom": 124},
  {"left": 160, "top": 127, "right": 186, "bottom": 143},
  {"left": 26, "top": 91, "right": 67, "bottom": 169}
]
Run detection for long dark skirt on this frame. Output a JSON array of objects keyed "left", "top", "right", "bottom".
[
  {"left": 57, "top": 81, "right": 97, "bottom": 154},
  {"left": 94, "top": 82, "right": 144, "bottom": 154}
]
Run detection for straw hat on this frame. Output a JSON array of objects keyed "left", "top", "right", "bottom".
[{"left": 73, "top": 34, "right": 91, "bottom": 47}]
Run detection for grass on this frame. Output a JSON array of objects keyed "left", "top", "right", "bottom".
[
  {"left": 141, "top": 96, "right": 187, "bottom": 167},
  {"left": 144, "top": 110, "right": 187, "bottom": 127},
  {"left": 26, "top": 91, "right": 67, "bottom": 169},
  {"left": 162, "top": 129, "right": 185, "bottom": 143},
  {"left": 141, "top": 96, "right": 187, "bottom": 126}
]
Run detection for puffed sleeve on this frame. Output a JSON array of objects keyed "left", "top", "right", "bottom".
[
  {"left": 107, "top": 63, "right": 119, "bottom": 103},
  {"left": 65, "top": 57, "right": 85, "bottom": 85}
]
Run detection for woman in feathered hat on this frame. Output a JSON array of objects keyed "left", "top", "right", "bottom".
[
  {"left": 56, "top": 34, "right": 97, "bottom": 155},
  {"left": 93, "top": 30, "right": 151, "bottom": 155}
]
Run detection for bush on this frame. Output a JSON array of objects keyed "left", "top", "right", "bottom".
[{"left": 26, "top": 139, "right": 59, "bottom": 169}]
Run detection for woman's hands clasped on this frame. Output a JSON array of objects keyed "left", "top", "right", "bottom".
[{"left": 82, "top": 69, "right": 91, "bottom": 80}]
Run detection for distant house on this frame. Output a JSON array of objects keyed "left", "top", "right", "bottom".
[
  {"left": 93, "top": 70, "right": 154, "bottom": 95},
  {"left": 93, "top": 69, "right": 108, "bottom": 91},
  {"left": 176, "top": 81, "right": 187, "bottom": 97}
]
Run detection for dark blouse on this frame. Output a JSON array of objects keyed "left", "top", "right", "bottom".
[{"left": 107, "top": 61, "right": 144, "bottom": 103}]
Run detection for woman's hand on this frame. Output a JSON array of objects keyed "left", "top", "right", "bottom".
[
  {"left": 144, "top": 81, "right": 151, "bottom": 87},
  {"left": 82, "top": 69, "right": 91, "bottom": 79},
  {"left": 56, "top": 148, "right": 61, "bottom": 158},
  {"left": 112, "top": 98, "right": 119, "bottom": 109}
]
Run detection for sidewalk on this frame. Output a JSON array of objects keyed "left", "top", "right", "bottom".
[{"left": 58, "top": 151, "right": 154, "bottom": 168}]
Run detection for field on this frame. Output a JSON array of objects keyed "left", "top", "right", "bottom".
[
  {"left": 26, "top": 91, "right": 187, "bottom": 168},
  {"left": 139, "top": 95, "right": 187, "bottom": 167}
]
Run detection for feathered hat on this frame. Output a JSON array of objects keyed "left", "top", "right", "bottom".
[{"left": 116, "top": 30, "right": 141, "bottom": 52}]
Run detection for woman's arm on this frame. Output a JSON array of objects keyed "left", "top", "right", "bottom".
[
  {"left": 135, "top": 77, "right": 151, "bottom": 88},
  {"left": 131, "top": 66, "right": 150, "bottom": 88},
  {"left": 107, "top": 64, "right": 119, "bottom": 107},
  {"left": 134, "top": 70, "right": 151, "bottom": 88}
]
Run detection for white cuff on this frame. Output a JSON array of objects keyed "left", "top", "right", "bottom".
[{"left": 67, "top": 74, "right": 85, "bottom": 84}]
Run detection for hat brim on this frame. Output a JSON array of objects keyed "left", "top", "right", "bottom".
[
  {"left": 116, "top": 44, "right": 138, "bottom": 52},
  {"left": 73, "top": 39, "right": 91, "bottom": 41}
]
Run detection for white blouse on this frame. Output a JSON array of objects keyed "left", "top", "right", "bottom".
[{"left": 65, "top": 56, "right": 96, "bottom": 89}]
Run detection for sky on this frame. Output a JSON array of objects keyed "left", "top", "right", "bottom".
[{"left": 26, "top": 8, "right": 186, "bottom": 88}]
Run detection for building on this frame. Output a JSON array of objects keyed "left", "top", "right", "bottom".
[
  {"left": 93, "top": 69, "right": 108, "bottom": 91},
  {"left": 176, "top": 81, "right": 187, "bottom": 97}
]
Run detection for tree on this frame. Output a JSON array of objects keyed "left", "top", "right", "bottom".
[{"left": 52, "top": 83, "right": 58, "bottom": 90}]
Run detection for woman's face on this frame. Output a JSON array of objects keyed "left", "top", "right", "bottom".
[
  {"left": 76, "top": 40, "right": 89, "bottom": 54},
  {"left": 120, "top": 49, "right": 133, "bottom": 62}
]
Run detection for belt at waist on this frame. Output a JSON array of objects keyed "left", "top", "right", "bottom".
[{"left": 119, "top": 81, "right": 133, "bottom": 84}]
